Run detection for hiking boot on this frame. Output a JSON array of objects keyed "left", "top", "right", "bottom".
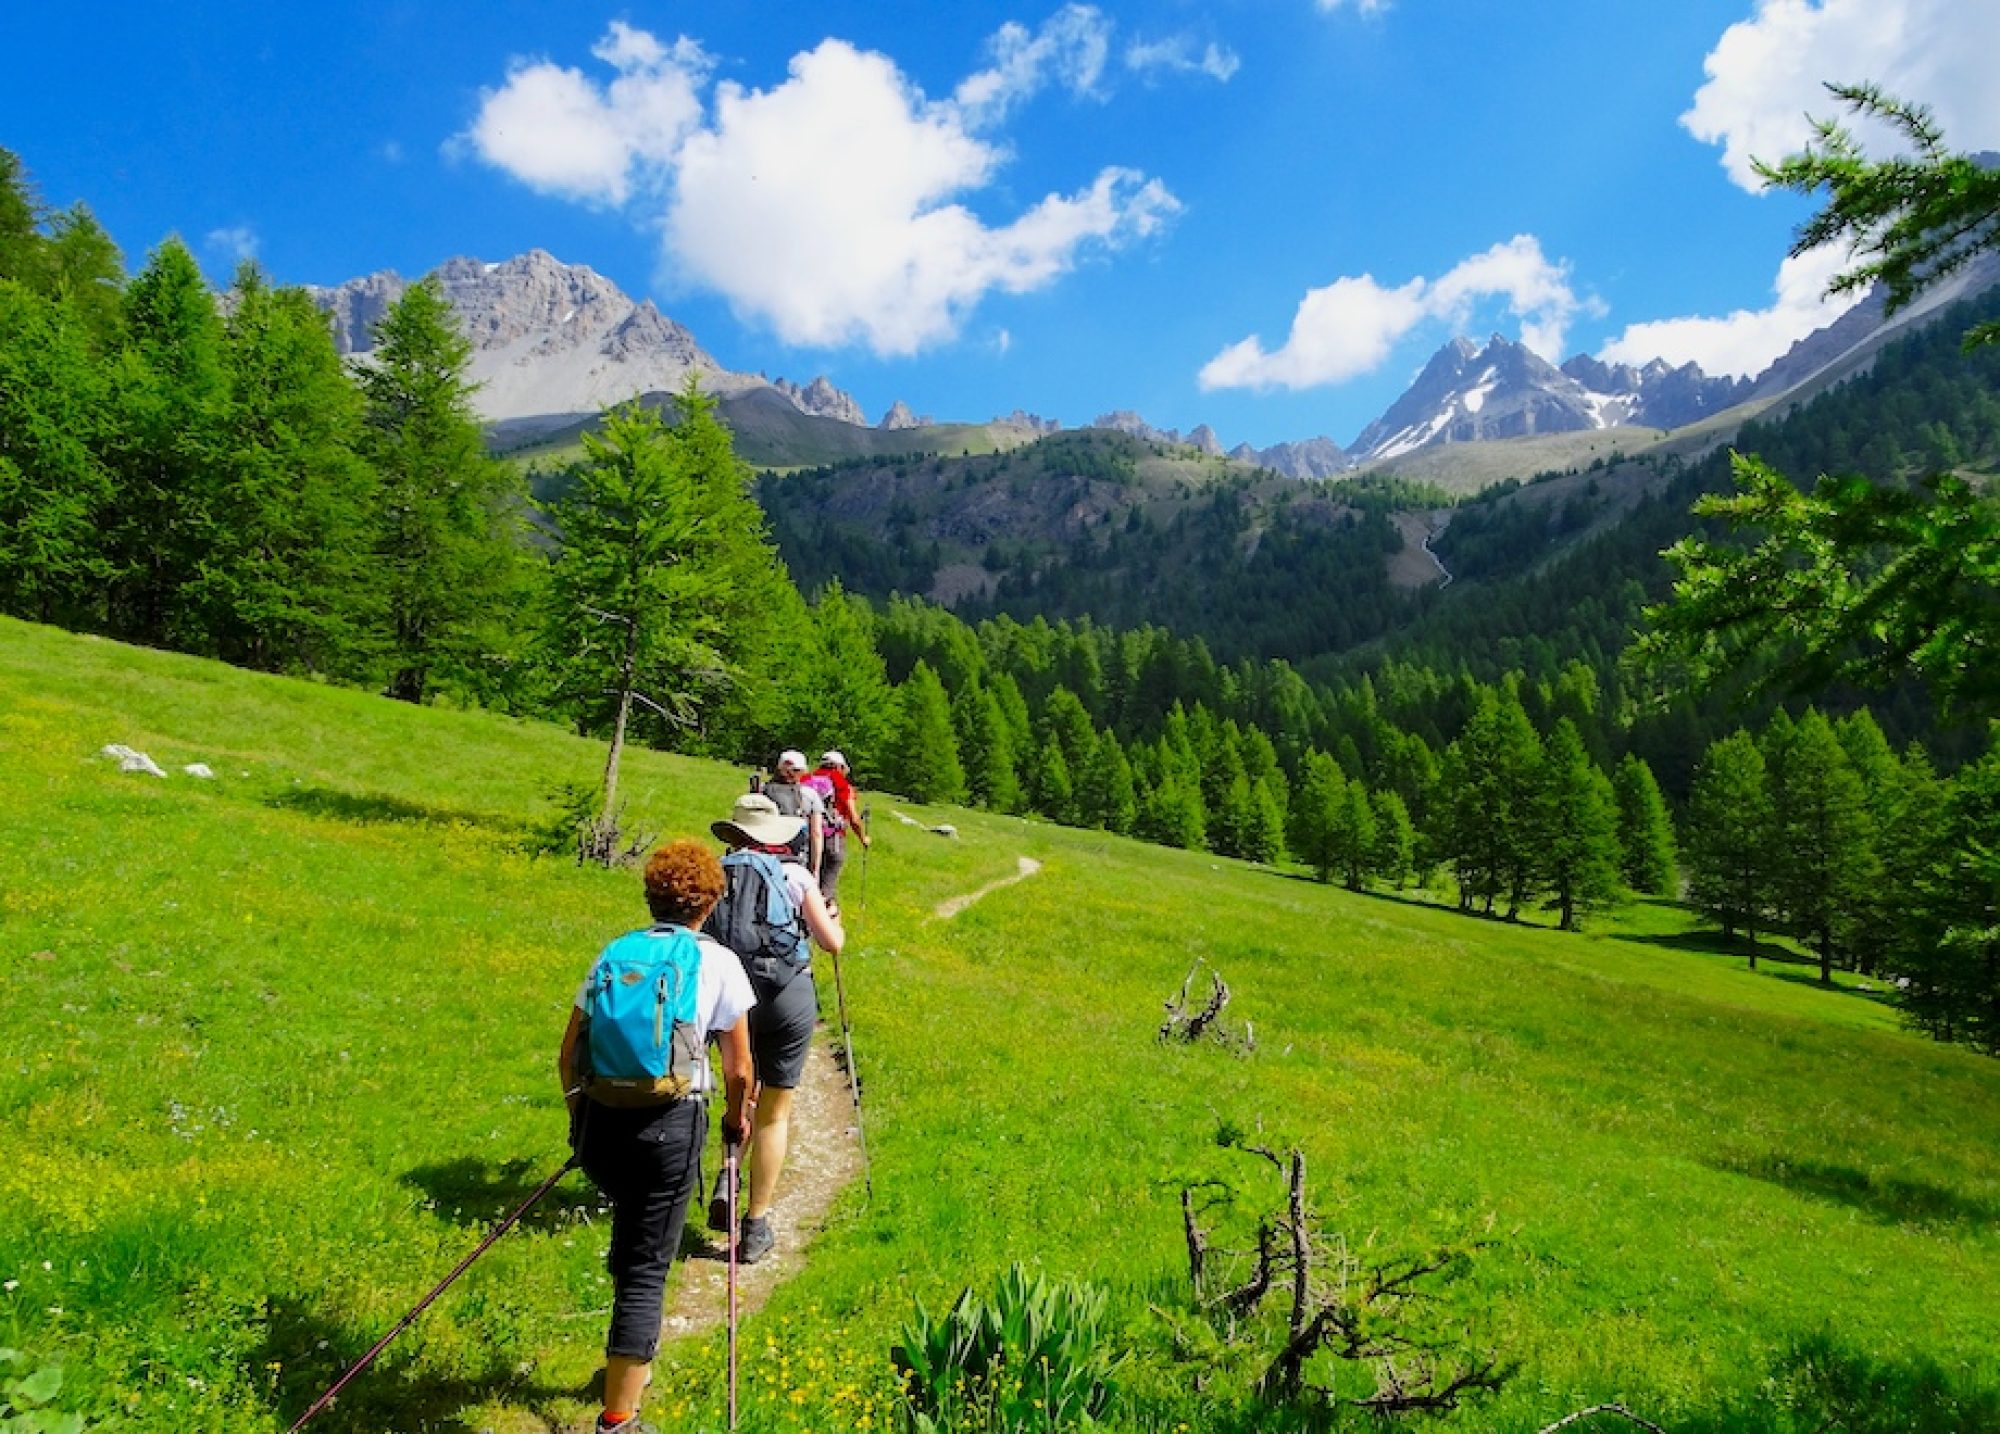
[
  {"left": 738, "top": 1214, "right": 776, "bottom": 1265},
  {"left": 597, "top": 1414, "right": 658, "bottom": 1434},
  {"left": 706, "top": 1165, "right": 736, "bottom": 1234}
]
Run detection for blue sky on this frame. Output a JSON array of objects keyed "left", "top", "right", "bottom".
[{"left": 3, "top": 0, "right": 1995, "bottom": 447}]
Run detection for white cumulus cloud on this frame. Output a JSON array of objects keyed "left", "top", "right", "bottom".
[
  {"left": 458, "top": 20, "right": 710, "bottom": 206},
  {"left": 460, "top": 16, "right": 1180, "bottom": 356},
  {"left": 1315, "top": 0, "right": 1391, "bottom": 13},
  {"left": 1125, "top": 36, "right": 1240, "bottom": 83},
  {"left": 1598, "top": 243, "right": 1861, "bottom": 378},
  {"left": 1684, "top": 0, "right": 2000, "bottom": 193},
  {"left": 1199, "top": 235, "right": 1596, "bottom": 392}
]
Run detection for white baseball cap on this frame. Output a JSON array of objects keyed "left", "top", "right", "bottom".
[
  {"left": 777, "top": 749, "right": 808, "bottom": 772},
  {"left": 820, "top": 750, "right": 847, "bottom": 769}
]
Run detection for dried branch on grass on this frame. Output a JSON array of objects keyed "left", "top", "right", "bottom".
[
  {"left": 1180, "top": 1139, "right": 1512, "bottom": 1418},
  {"left": 1158, "top": 960, "right": 1255, "bottom": 1051}
]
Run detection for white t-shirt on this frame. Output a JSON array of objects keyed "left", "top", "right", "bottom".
[{"left": 575, "top": 928, "right": 757, "bottom": 1094}]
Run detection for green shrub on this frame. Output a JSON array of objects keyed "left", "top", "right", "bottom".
[{"left": 892, "top": 1264, "right": 1126, "bottom": 1431}]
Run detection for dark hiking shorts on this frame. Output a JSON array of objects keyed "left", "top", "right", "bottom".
[{"left": 748, "top": 968, "right": 816, "bottom": 1089}]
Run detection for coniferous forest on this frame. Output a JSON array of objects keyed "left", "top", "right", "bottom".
[{"left": 5, "top": 142, "right": 2000, "bottom": 1054}]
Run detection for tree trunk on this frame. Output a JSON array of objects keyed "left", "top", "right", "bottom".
[
  {"left": 600, "top": 621, "right": 641, "bottom": 819},
  {"left": 1818, "top": 927, "right": 1833, "bottom": 985}
]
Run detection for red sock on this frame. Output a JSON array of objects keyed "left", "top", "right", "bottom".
[{"left": 601, "top": 1413, "right": 631, "bottom": 1429}]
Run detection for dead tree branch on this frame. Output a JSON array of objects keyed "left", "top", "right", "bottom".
[{"left": 1159, "top": 960, "right": 1255, "bottom": 1051}]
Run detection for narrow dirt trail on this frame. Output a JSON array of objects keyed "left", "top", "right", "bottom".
[
  {"left": 934, "top": 855, "right": 1043, "bottom": 919},
  {"left": 659, "top": 1032, "right": 863, "bottom": 1339}
]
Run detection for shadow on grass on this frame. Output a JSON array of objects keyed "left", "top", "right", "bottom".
[
  {"left": 257, "top": 1295, "right": 577, "bottom": 1433},
  {"left": 1709, "top": 1152, "right": 1998, "bottom": 1230},
  {"left": 1613, "top": 930, "right": 1895, "bottom": 1002},
  {"left": 264, "top": 784, "right": 531, "bottom": 839},
  {"left": 1675, "top": 1330, "right": 2000, "bottom": 1433},
  {"left": 401, "top": 1155, "right": 607, "bottom": 1232}
]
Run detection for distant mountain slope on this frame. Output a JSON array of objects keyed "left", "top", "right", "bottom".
[{"left": 307, "top": 249, "right": 881, "bottom": 439}]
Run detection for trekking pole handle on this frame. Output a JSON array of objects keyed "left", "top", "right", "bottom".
[{"left": 286, "top": 1156, "right": 579, "bottom": 1432}]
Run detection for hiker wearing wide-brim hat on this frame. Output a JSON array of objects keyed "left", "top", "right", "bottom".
[{"left": 702, "top": 794, "right": 846, "bottom": 1266}]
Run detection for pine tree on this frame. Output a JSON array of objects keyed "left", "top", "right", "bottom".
[
  {"left": 0, "top": 149, "right": 45, "bottom": 287},
  {"left": 883, "top": 661, "right": 965, "bottom": 804},
  {"left": 1902, "top": 745, "right": 2000, "bottom": 1053},
  {"left": 1613, "top": 753, "right": 1679, "bottom": 895},
  {"left": 1291, "top": 752, "right": 1346, "bottom": 882},
  {"left": 1539, "top": 720, "right": 1623, "bottom": 931},
  {"left": 1137, "top": 771, "right": 1206, "bottom": 850},
  {"left": 199, "top": 267, "right": 381, "bottom": 676},
  {"left": 1028, "top": 734, "right": 1075, "bottom": 823},
  {"left": 43, "top": 203, "right": 123, "bottom": 344},
  {"left": 1684, "top": 731, "right": 1775, "bottom": 963},
  {"left": 1243, "top": 776, "right": 1287, "bottom": 864},
  {"left": 1077, "top": 730, "right": 1137, "bottom": 834},
  {"left": 0, "top": 281, "right": 113, "bottom": 626},
  {"left": 1329, "top": 780, "right": 1379, "bottom": 890},
  {"left": 360, "top": 277, "right": 530, "bottom": 704},
  {"left": 954, "top": 681, "right": 1021, "bottom": 813},
  {"left": 795, "top": 582, "right": 895, "bottom": 780},
  {"left": 1369, "top": 789, "right": 1416, "bottom": 889},
  {"left": 104, "top": 236, "right": 228, "bottom": 646},
  {"left": 1769, "top": 710, "right": 1877, "bottom": 983}
]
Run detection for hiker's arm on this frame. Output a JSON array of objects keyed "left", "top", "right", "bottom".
[
  {"left": 558, "top": 1007, "right": 583, "bottom": 1107},
  {"left": 809, "top": 812, "right": 824, "bottom": 874},
  {"left": 840, "top": 790, "right": 869, "bottom": 846},
  {"left": 800, "top": 882, "right": 845, "bottom": 955},
  {"left": 718, "top": 1017, "right": 753, "bottom": 1141}
]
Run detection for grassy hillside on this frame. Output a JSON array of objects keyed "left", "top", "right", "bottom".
[
  {"left": 3, "top": 619, "right": 1998, "bottom": 1432},
  {"left": 503, "top": 387, "right": 1043, "bottom": 474}
]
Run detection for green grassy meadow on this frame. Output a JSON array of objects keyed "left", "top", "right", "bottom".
[{"left": 3, "top": 616, "right": 1999, "bottom": 1432}]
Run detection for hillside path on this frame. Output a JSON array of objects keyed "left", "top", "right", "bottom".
[
  {"left": 659, "top": 1031, "right": 864, "bottom": 1339},
  {"left": 934, "top": 856, "right": 1043, "bottom": 919}
]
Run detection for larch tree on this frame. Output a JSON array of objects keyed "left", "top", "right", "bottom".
[
  {"left": 1684, "top": 731, "right": 1774, "bottom": 964},
  {"left": 1538, "top": 719, "right": 1623, "bottom": 931},
  {"left": 360, "top": 277, "right": 529, "bottom": 705},
  {"left": 1612, "top": 753, "right": 1680, "bottom": 896}
]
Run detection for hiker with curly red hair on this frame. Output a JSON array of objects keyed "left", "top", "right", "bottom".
[{"left": 559, "top": 839, "right": 755, "bottom": 1434}]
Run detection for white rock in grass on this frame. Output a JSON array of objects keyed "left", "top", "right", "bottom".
[
  {"left": 183, "top": 763, "right": 216, "bottom": 779},
  {"left": 100, "top": 744, "right": 167, "bottom": 778}
]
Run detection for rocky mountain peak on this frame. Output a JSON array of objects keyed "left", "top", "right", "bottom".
[{"left": 771, "top": 375, "right": 867, "bottom": 426}]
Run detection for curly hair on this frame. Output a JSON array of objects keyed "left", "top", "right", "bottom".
[{"left": 643, "top": 839, "right": 726, "bottom": 925}]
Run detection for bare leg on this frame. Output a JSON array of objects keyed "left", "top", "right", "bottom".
[
  {"left": 604, "top": 1355, "right": 650, "bottom": 1416},
  {"left": 746, "top": 1086, "right": 796, "bottom": 1219}
]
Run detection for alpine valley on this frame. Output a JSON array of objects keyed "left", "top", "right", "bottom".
[{"left": 308, "top": 245, "right": 2000, "bottom": 685}]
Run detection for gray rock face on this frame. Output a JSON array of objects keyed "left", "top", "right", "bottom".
[
  {"left": 994, "top": 409, "right": 1062, "bottom": 434},
  {"left": 773, "top": 375, "right": 868, "bottom": 426},
  {"left": 879, "top": 399, "right": 933, "bottom": 430},
  {"left": 1247, "top": 436, "right": 1348, "bottom": 479},
  {"left": 1348, "top": 334, "right": 1750, "bottom": 465},
  {"left": 306, "top": 248, "right": 758, "bottom": 425}
]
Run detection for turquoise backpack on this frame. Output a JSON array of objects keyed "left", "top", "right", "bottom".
[{"left": 580, "top": 925, "right": 704, "bottom": 1107}]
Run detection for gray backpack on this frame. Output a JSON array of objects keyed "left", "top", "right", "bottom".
[{"left": 704, "top": 850, "right": 809, "bottom": 989}]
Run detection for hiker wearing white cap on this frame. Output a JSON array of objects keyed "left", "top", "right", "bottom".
[
  {"left": 808, "top": 750, "right": 869, "bottom": 911},
  {"left": 702, "top": 793, "right": 845, "bottom": 1264},
  {"left": 760, "top": 749, "right": 824, "bottom": 877}
]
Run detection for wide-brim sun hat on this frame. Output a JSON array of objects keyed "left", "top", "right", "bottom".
[{"left": 712, "top": 792, "right": 805, "bottom": 848}]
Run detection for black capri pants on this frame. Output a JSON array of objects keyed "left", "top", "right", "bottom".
[{"left": 576, "top": 1097, "right": 707, "bottom": 1361}]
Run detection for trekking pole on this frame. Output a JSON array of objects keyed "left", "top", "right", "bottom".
[
  {"left": 725, "top": 1132, "right": 742, "bottom": 1432},
  {"left": 826, "top": 944, "right": 873, "bottom": 1201},
  {"left": 859, "top": 802, "right": 871, "bottom": 914},
  {"left": 287, "top": 1155, "right": 578, "bottom": 1432}
]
